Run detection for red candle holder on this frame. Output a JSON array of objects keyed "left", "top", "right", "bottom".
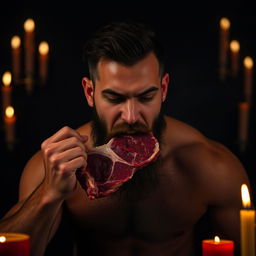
[
  {"left": 0, "top": 233, "right": 30, "bottom": 256},
  {"left": 202, "top": 238, "right": 234, "bottom": 256}
]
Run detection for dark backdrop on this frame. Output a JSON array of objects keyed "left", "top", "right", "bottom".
[{"left": 0, "top": 2, "right": 255, "bottom": 255}]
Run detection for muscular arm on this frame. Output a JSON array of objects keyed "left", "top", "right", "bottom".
[
  {"left": 0, "top": 152, "right": 63, "bottom": 256},
  {"left": 0, "top": 126, "right": 88, "bottom": 256}
]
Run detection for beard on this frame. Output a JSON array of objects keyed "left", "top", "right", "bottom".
[{"left": 90, "top": 106, "right": 166, "bottom": 202}]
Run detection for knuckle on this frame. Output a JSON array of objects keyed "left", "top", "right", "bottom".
[
  {"left": 71, "top": 136, "right": 79, "bottom": 144},
  {"left": 41, "top": 140, "right": 48, "bottom": 150},
  {"left": 49, "top": 155, "right": 59, "bottom": 166},
  {"left": 62, "top": 126, "right": 71, "bottom": 133},
  {"left": 58, "top": 163, "right": 67, "bottom": 173},
  {"left": 43, "top": 145, "right": 54, "bottom": 157}
]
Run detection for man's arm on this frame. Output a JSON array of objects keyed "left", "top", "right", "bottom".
[{"left": 0, "top": 126, "right": 88, "bottom": 256}]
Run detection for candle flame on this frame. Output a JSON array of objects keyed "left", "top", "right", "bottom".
[
  {"left": 0, "top": 236, "right": 6, "bottom": 243},
  {"left": 214, "top": 236, "right": 220, "bottom": 243},
  {"left": 220, "top": 17, "right": 230, "bottom": 30},
  {"left": 5, "top": 106, "right": 14, "bottom": 118},
  {"left": 24, "top": 18, "right": 35, "bottom": 32},
  {"left": 39, "top": 41, "right": 49, "bottom": 55},
  {"left": 241, "top": 184, "right": 251, "bottom": 208},
  {"left": 230, "top": 40, "right": 240, "bottom": 53},
  {"left": 244, "top": 56, "right": 254, "bottom": 69},
  {"left": 2, "top": 71, "right": 12, "bottom": 87},
  {"left": 11, "top": 36, "right": 21, "bottom": 49}
]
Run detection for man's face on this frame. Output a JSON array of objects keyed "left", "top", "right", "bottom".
[{"left": 83, "top": 52, "right": 169, "bottom": 145}]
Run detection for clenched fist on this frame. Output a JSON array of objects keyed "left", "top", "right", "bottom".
[{"left": 41, "top": 126, "right": 88, "bottom": 201}]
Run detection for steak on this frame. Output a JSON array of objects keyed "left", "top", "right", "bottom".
[{"left": 76, "top": 132, "right": 160, "bottom": 199}]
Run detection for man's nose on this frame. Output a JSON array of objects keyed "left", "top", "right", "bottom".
[{"left": 121, "top": 99, "right": 139, "bottom": 124}]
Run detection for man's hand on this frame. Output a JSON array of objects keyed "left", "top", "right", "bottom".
[{"left": 41, "top": 126, "right": 88, "bottom": 201}]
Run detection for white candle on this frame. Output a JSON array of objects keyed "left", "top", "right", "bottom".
[
  {"left": 240, "top": 184, "right": 255, "bottom": 256},
  {"left": 238, "top": 102, "right": 250, "bottom": 152},
  {"left": 230, "top": 40, "right": 240, "bottom": 78},
  {"left": 243, "top": 56, "right": 254, "bottom": 104},
  {"left": 38, "top": 41, "right": 49, "bottom": 85},
  {"left": 11, "top": 35, "right": 21, "bottom": 84},
  {"left": 24, "top": 18, "right": 35, "bottom": 93},
  {"left": 1, "top": 71, "right": 12, "bottom": 119},
  {"left": 4, "top": 106, "right": 16, "bottom": 150},
  {"left": 219, "top": 17, "right": 230, "bottom": 81}
]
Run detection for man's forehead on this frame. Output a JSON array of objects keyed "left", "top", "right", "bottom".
[{"left": 95, "top": 55, "right": 161, "bottom": 93}]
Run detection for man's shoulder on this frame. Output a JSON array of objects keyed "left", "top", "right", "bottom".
[{"left": 165, "top": 116, "right": 248, "bottom": 194}]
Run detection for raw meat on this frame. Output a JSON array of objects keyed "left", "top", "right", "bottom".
[{"left": 76, "top": 132, "right": 160, "bottom": 199}]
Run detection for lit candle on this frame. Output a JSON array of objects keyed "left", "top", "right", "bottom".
[
  {"left": 38, "top": 41, "right": 49, "bottom": 85},
  {"left": 4, "top": 106, "right": 16, "bottom": 150},
  {"left": 243, "top": 56, "right": 254, "bottom": 104},
  {"left": 1, "top": 71, "right": 12, "bottom": 119},
  {"left": 219, "top": 17, "right": 230, "bottom": 81},
  {"left": 238, "top": 102, "right": 250, "bottom": 152},
  {"left": 202, "top": 235, "right": 234, "bottom": 256},
  {"left": 240, "top": 184, "right": 255, "bottom": 256},
  {"left": 0, "top": 233, "right": 30, "bottom": 256},
  {"left": 11, "top": 35, "right": 21, "bottom": 84},
  {"left": 230, "top": 40, "right": 240, "bottom": 77},
  {"left": 24, "top": 18, "right": 35, "bottom": 93}
]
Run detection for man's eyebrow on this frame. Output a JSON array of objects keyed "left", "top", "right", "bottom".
[
  {"left": 137, "top": 87, "right": 158, "bottom": 96},
  {"left": 102, "top": 87, "right": 159, "bottom": 97},
  {"left": 102, "top": 89, "right": 124, "bottom": 97}
]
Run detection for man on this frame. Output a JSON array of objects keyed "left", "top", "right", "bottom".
[{"left": 0, "top": 20, "right": 251, "bottom": 256}]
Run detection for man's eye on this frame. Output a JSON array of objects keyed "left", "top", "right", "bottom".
[
  {"left": 139, "top": 96, "right": 154, "bottom": 102},
  {"left": 107, "top": 97, "right": 125, "bottom": 103}
]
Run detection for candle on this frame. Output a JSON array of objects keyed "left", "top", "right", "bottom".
[
  {"left": 4, "top": 106, "right": 16, "bottom": 150},
  {"left": 1, "top": 71, "right": 12, "bottom": 119},
  {"left": 11, "top": 35, "right": 21, "bottom": 84},
  {"left": 230, "top": 40, "right": 240, "bottom": 78},
  {"left": 238, "top": 102, "right": 250, "bottom": 152},
  {"left": 0, "top": 233, "right": 30, "bottom": 256},
  {"left": 243, "top": 56, "right": 254, "bottom": 104},
  {"left": 219, "top": 17, "right": 230, "bottom": 81},
  {"left": 38, "top": 41, "right": 49, "bottom": 85},
  {"left": 202, "top": 236, "right": 234, "bottom": 256},
  {"left": 24, "top": 18, "right": 35, "bottom": 93},
  {"left": 240, "top": 184, "right": 255, "bottom": 256}
]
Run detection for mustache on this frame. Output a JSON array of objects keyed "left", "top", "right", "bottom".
[{"left": 107, "top": 122, "right": 151, "bottom": 139}]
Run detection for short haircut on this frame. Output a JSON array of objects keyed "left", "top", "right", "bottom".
[{"left": 83, "top": 20, "right": 165, "bottom": 83}]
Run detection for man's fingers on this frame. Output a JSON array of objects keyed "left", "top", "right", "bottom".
[{"left": 42, "top": 126, "right": 87, "bottom": 147}]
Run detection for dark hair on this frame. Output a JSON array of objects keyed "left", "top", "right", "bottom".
[{"left": 83, "top": 20, "right": 165, "bottom": 83}]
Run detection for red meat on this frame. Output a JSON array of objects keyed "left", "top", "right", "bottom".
[{"left": 76, "top": 133, "right": 160, "bottom": 199}]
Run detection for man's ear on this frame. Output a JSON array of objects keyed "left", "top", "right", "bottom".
[
  {"left": 82, "top": 77, "right": 94, "bottom": 107},
  {"left": 161, "top": 73, "right": 169, "bottom": 102}
]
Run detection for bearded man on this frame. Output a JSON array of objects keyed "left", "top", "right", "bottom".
[{"left": 0, "top": 20, "right": 250, "bottom": 256}]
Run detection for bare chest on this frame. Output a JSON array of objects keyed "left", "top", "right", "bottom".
[{"left": 66, "top": 163, "right": 206, "bottom": 242}]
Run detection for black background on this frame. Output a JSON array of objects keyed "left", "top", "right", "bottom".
[{"left": 0, "top": 1, "right": 256, "bottom": 255}]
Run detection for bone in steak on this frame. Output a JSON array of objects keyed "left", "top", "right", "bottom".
[{"left": 76, "top": 132, "right": 160, "bottom": 199}]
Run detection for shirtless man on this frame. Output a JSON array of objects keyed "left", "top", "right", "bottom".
[{"left": 0, "top": 20, "right": 251, "bottom": 256}]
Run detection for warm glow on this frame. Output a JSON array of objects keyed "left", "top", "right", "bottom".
[
  {"left": 220, "top": 17, "right": 230, "bottom": 30},
  {"left": 5, "top": 106, "right": 14, "bottom": 118},
  {"left": 24, "top": 18, "right": 35, "bottom": 32},
  {"left": 214, "top": 236, "right": 220, "bottom": 243},
  {"left": 239, "top": 102, "right": 250, "bottom": 111},
  {"left": 2, "top": 71, "right": 12, "bottom": 87},
  {"left": 241, "top": 184, "right": 251, "bottom": 208},
  {"left": 244, "top": 56, "right": 254, "bottom": 69},
  {"left": 11, "top": 35, "right": 21, "bottom": 49},
  {"left": 39, "top": 41, "right": 49, "bottom": 55},
  {"left": 0, "top": 236, "right": 6, "bottom": 243},
  {"left": 230, "top": 40, "right": 240, "bottom": 53}
]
